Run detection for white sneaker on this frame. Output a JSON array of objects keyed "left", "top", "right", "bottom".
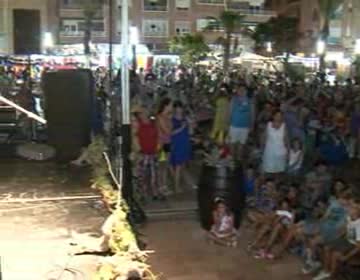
[{"left": 313, "top": 270, "right": 331, "bottom": 280}]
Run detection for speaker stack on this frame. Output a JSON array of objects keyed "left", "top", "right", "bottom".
[{"left": 42, "top": 69, "right": 94, "bottom": 161}]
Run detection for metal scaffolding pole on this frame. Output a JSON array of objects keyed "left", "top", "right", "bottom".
[{"left": 120, "top": 0, "right": 145, "bottom": 224}]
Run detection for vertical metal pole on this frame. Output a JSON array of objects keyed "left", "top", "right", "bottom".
[
  {"left": 108, "top": 0, "right": 113, "bottom": 82},
  {"left": 121, "top": 0, "right": 131, "bottom": 200},
  {"left": 120, "top": 0, "right": 146, "bottom": 224},
  {"left": 3, "top": 0, "right": 9, "bottom": 54},
  {"left": 121, "top": 0, "right": 130, "bottom": 125}
]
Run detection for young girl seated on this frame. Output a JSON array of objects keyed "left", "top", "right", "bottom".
[{"left": 208, "top": 199, "right": 238, "bottom": 247}]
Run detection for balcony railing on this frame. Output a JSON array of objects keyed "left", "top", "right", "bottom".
[
  {"left": 198, "top": 0, "right": 225, "bottom": 4},
  {"left": 144, "top": 4, "right": 168, "bottom": 11},
  {"left": 227, "top": 6, "right": 276, "bottom": 16},
  {"left": 59, "top": 31, "right": 106, "bottom": 37}
]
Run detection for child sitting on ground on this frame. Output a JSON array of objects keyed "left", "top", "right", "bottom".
[{"left": 208, "top": 199, "right": 238, "bottom": 247}]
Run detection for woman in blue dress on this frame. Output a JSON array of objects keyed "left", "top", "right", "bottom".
[{"left": 170, "top": 101, "right": 192, "bottom": 193}]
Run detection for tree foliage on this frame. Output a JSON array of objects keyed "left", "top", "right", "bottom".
[
  {"left": 169, "top": 33, "right": 210, "bottom": 66},
  {"left": 212, "top": 11, "right": 247, "bottom": 73},
  {"left": 318, "top": 0, "right": 343, "bottom": 38},
  {"left": 252, "top": 16, "right": 299, "bottom": 56},
  {"left": 317, "top": 0, "right": 343, "bottom": 72},
  {"left": 81, "top": 0, "right": 105, "bottom": 55}
]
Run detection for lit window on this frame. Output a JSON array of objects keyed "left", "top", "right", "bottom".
[
  {"left": 176, "top": 0, "right": 190, "bottom": 9},
  {"left": 175, "top": 21, "right": 191, "bottom": 35},
  {"left": 143, "top": 19, "right": 168, "bottom": 37}
]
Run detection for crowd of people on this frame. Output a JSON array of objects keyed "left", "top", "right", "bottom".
[{"left": 129, "top": 66, "right": 360, "bottom": 279}]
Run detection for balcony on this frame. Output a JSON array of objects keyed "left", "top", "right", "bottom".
[
  {"left": 198, "top": 0, "right": 225, "bottom": 4},
  {"left": 143, "top": 0, "right": 168, "bottom": 12},
  {"left": 227, "top": 7, "right": 276, "bottom": 16},
  {"left": 59, "top": 31, "right": 106, "bottom": 38}
]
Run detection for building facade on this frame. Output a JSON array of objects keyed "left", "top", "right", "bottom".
[
  {"left": 0, "top": 0, "right": 276, "bottom": 54},
  {"left": 59, "top": 0, "right": 276, "bottom": 51},
  {"left": 131, "top": 0, "right": 276, "bottom": 51},
  {"left": 0, "top": 0, "right": 57, "bottom": 54},
  {"left": 269, "top": 0, "right": 360, "bottom": 54}
]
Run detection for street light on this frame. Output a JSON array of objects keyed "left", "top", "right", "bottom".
[
  {"left": 43, "top": 32, "right": 54, "bottom": 53},
  {"left": 317, "top": 40, "right": 326, "bottom": 55},
  {"left": 317, "top": 40, "right": 326, "bottom": 74},
  {"left": 355, "top": 39, "right": 360, "bottom": 55},
  {"left": 266, "top": 42, "right": 272, "bottom": 53}
]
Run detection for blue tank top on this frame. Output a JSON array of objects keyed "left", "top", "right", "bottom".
[{"left": 230, "top": 96, "right": 251, "bottom": 128}]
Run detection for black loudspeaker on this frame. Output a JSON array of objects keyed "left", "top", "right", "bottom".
[
  {"left": 43, "top": 70, "right": 94, "bottom": 161},
  {"left": 13, "top": 9, "right": 41, "bottom": 55}
]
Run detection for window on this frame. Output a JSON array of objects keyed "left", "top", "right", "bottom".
[
  {"left": 60, "top": 19, "right": 105, "bottom": 37},
  {"left": 196, "top": 18, "right": 221, "bottom": 31},
  {"left": 143, "top": 0, "right": 168, "bottom": 11},
  {"left": 61, "top": 19, "right": 80, "bottom": 35},
  {"left": 198, "top": 0, "right": 224, "bottom": 5},
  {"left": 176, "top": 0, "right": 190, "bottom": 10},
  {"left": 62, "top": 0, "right": 82, "bottom": 7},
  {"left": 175, "top": 21, "right": 191, "bottom": 35},
  {"left": 143, "top": 19, "right": 168, "bottom": 37}
]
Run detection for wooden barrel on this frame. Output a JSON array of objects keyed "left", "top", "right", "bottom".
[{"left": 197, "top": 164, "right": 245, "bottom": 231}]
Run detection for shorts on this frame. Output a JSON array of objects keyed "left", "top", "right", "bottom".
[
  {"left": 326, "top": 238, "right": 355, "bottom": 254},
  {"left": 229, "top": 126, "right": 249, "bottom": 145}
]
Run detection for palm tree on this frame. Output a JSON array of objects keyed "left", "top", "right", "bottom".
[
  {"left": 81, "top": 0, "right": 104, "bottom": 66},
  {"left": 169, "top": 33, "right": 210, "bottom": 66},
  {"left": 213, "top": 11, "right": 247, "bottom": 73},
  {"left": 318, "top": 0, "right": 343, "bottom": 72}
]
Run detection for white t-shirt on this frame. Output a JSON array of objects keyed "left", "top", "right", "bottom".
[
  {"left": 288, "top": 149, "right": 303, "bottom": 171},
  {"left": 347, "top": 218, "right": 360, "bottom": 244}
]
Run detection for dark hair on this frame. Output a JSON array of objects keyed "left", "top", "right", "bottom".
[
  {"left": 214, "top": 199, "right": 231, "bottom": 215},
  {"left": 157, "top": 97, "right": 172, "bottom": 114},
  {"left": 315, "top": 160, "right": 327, "bottom": 167},
  {"left": 291, "top": 138, "right": 303, "bottom": 149},
  {"left": 173, "top": 100, "right": 184, "bottom": 109},
  {"left": 246, "top": 164, "right": 255, "bottom": 170},
  {"left": 265, "top": 178, "right": 275, "bottom": 184}
]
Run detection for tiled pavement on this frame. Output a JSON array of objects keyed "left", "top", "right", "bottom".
[{"left": 143, "top": 220, "right": 305, "bottom": 280}]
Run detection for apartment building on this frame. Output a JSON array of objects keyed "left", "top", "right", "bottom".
[
  {"left": 0, "top": 0, "right": 276, "bottom": 54},
  {"left": 0, "top": 0, "right": 57, "bottom": 54},
  {"left": 58, "top": 0, "right": 276, "bottom": 51},
  {"left": 269, "top": 0, "right": 360, "bottom": 53},
  {"left": 132, "top": 0, "right": 276, "bottom": 50}
]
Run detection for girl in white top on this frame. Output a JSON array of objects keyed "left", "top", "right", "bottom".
[
  {"left": 262, "top": 111, "right": 289, "bottom": 174},
  {"left": 287, "top": 138, "right": 304, "bottom": 175}
]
